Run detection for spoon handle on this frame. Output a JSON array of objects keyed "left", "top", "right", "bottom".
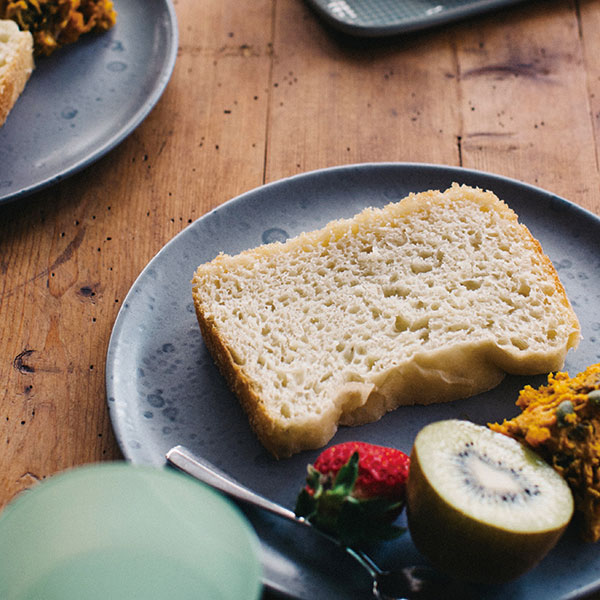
[
  {"left": 166, "top": 445, "right": 381, "bottom": 585},
  {"left": 166, "top": 445, "right": 301, "bottom": 524}
]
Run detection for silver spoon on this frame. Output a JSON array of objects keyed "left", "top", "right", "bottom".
[{"left": 166, "top": 445, "right": 472, "bottom": 600}]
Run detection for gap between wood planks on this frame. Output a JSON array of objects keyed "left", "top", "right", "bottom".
[
  {"left": 574, "top": 0, "right": 600, "bottom": 173},
  {"left": 262, "top": 0, "right": 278, "bottom": 185}
]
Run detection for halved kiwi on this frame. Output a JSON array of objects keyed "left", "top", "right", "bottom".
[{"left": 406, "top": 419, "right": 574, "bottom": 584}]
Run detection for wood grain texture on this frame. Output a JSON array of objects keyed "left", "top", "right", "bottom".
[
  {"left": 266, "top": 0, "right": 461, "bottom": 179},
  {"left": 455, "top": 0, "right": 600, "bottom": 212},
  {"left": 0, "top": 0, "right": 599, "bottom": 512}
]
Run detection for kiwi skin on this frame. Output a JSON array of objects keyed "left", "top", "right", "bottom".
[{"left": 407, "top": 440, "right": 570, "bottom": 584}]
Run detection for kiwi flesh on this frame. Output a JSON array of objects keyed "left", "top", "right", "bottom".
[{"left": 406, "top": 419, "right": 574, "bottom": 584}]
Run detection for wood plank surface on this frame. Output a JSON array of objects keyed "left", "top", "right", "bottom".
[
  {"left": 456, "top": 0, "right": 600, "bottom": 210},
  {"left": 267, "top": 0, "right": 461, "bottom": 178},
  {"left": 0, "top": 0, "right": 599, "bottom": 517}
]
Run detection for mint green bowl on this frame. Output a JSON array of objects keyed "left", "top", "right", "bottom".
[{"left": 0, "top": 463, "right": 262, "bottom": 600}]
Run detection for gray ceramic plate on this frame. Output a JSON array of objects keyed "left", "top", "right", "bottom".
[
  {"left": 0, "top": 0, "right": 178, "bottom": 205},
  {"left": 304, "top": 0, "right": 525, "bottom": 36},
  {"left": 106, "top": 163, "right": 600, "bottom": 600}
]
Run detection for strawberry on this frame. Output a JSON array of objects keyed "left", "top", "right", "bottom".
[{"left": 295, "top": 441, "right": 410, "bottom": 546}]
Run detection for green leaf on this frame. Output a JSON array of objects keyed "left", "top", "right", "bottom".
[
  {"left": 335, "top": 497, "right": 406, "bottom": 546},
  {"left": 305, "top": 465, "right": 322, "bottom": 495},
  {"left": 294, "top": 487, "right": 316, "bottom": 519},
  {"left": 331, "top": 451, "right": 359, "bottom": 496},
  {"left": 295, "top": 450, "right": 407, "bottom": 547},
  {"left": 326, "top": 495, "right": 406, "bottom": 547}
]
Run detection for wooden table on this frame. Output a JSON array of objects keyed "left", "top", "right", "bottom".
[{"left": 1, "top": 0, "right": 599, "bottom": 579}]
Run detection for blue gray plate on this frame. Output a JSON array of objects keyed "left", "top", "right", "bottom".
[
  {"left": 0, "top": 0, "right": 178, "bottom": 205},
  {"left": 305, "top": 0, "right": 525, "bottom": 36},
  {"left": 106, "top": 163, "right": 600, "bottom": 600}
]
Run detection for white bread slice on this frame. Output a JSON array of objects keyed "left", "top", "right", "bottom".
[
  {"left": 192, "top": 183, "right": 581, "bottom": 458},
  {"left": 0, "top": 19, "right": 33, "bottom": 127}
]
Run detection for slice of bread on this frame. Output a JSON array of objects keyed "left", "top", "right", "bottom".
[
  {"left": 0, "top": 19, "right": 33, "bottom": 127},
  {"left": 192, "top": 183, "right": 581, "bottom": 458}
]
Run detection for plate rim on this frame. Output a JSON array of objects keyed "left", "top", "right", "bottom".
[{"left": 0, "top": 0, "right": 179, "bottom": 206}]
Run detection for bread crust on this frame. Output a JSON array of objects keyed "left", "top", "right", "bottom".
[
  {"left": 0, "top": 21, "right": 34, "bottom": 126},
  {"left": 192, "top": 184, "right": 581, "bottom": 458},
  {"left": 194, "top": 302, "right": 335, "bottom": 457}
]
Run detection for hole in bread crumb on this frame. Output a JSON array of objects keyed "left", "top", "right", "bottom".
[
  {"left": 394, "top": 315, "right": 410, "bottom": 332},
  {"left": 411, "top": 316, "right": 430, "bottom": 331},
  {"left": 280, "top": 404, "right": 291, "bottom": 418},
  {"left": 500, "top": 295, "right": 516, "bottom": 308},
  {"left": 231, "top": 349, "right": 245, "bottom": 365},
  {"left": 411, "top": 260, "right": 433, "bottom": 274},
  {"left": 461, "top": 279, "right": 482, "bottom": 291},
  {"left": 547, "top": 329, "right": 557, "bottom": 341},
  {"left": 383, "top": 285, "right": 409, "bottom": 298},
  {"left": 312, "top": 319, "right": 325, "bottom": 331},
  {"left": 541, "top": 284, "right": 556, "bottom": 295},
  {"left": 511, "top": 337, "right": 529, "bottom": 351},
  {"left": 345, "top": 372, "right": 363, "bottom": 383},
  {"left": 518, "top": 281, "right": 531, "bottom": 296}
]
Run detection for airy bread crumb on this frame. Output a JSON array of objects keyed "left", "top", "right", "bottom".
[{"left": 192, "top": 184, "right": 581, "bottom": 458}]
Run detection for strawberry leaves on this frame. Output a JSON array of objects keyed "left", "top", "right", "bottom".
[{"left": 295, "top": 450, "right": 406, "bottom": 547}]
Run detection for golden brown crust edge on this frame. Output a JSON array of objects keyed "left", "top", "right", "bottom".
[
  {"left": 0, "top": 27, "right": 34, "bottom": 127},
  {"left": 193, "top": 296, "right": 303, "bottom": 458},
  {"left": 519, "top": 221, "right": 581, "bottom": 352}
]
